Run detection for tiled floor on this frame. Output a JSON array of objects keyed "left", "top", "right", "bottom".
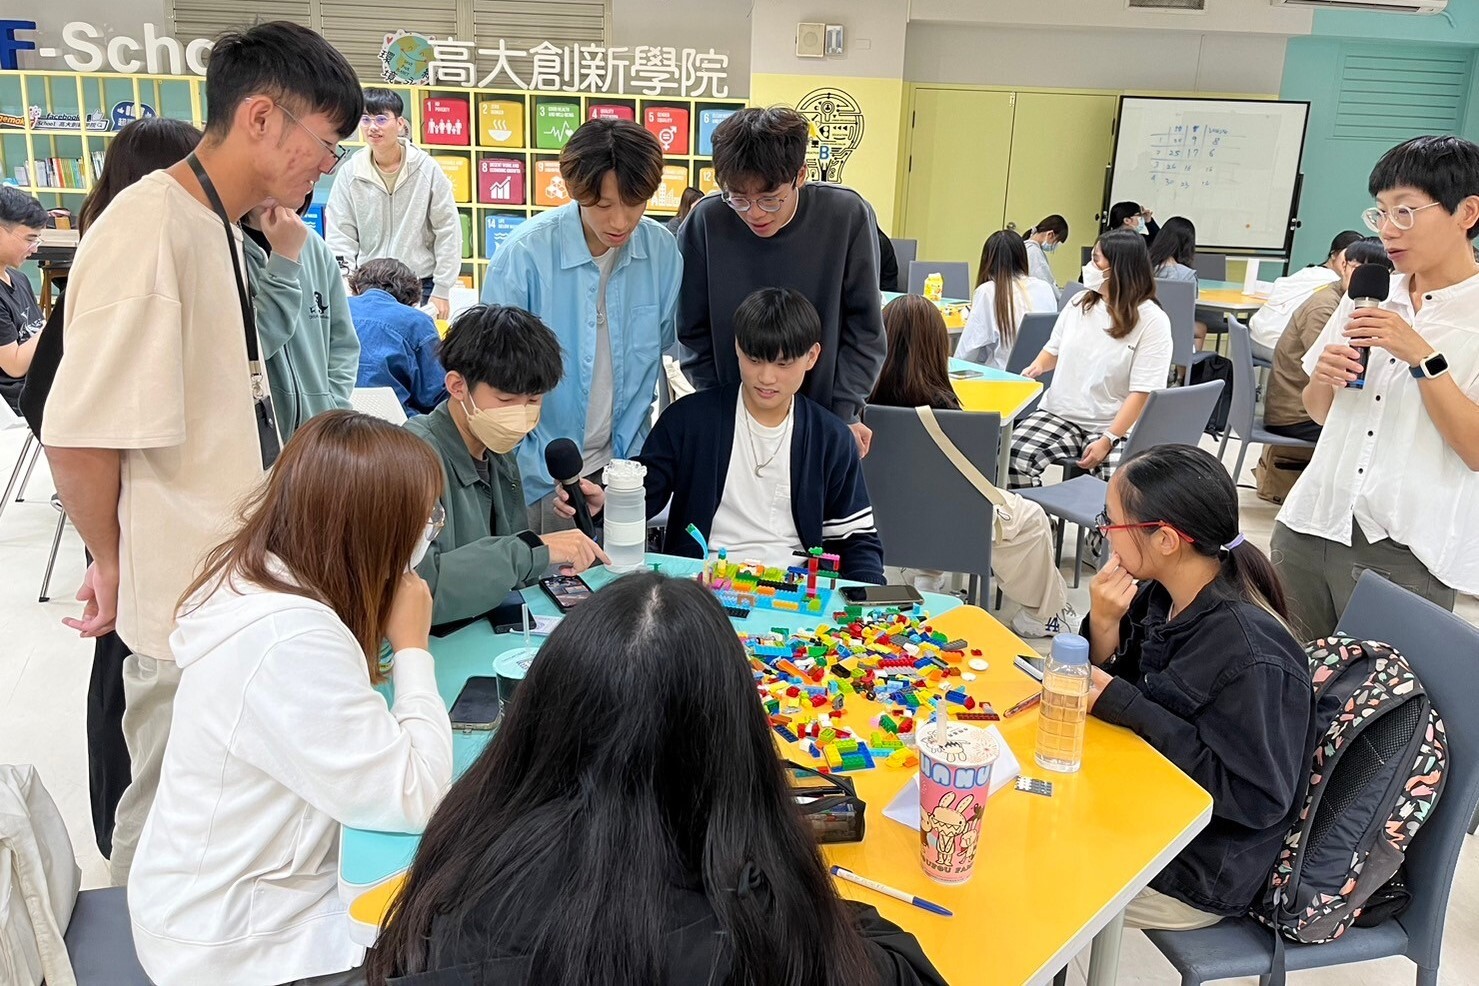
[{"left": 1, "top": 425, "right": 1475, "bottom": 984}]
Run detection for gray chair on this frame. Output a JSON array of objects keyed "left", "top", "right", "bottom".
[
  {"left": 908, "top": 261, "right": 970, "bottom": 301},
  {"left": 1156, "top": 276, "right": 1202, "bottom": 384},
  {"left": 1081, "top": 245, "right": 1094, "bottom": 266},
  {"left": 861, "top": 405, "right": 998, "bottom": 604},
  {"left": 1005, "top": 312, "right": 1057, "bottom": 418},
  {"left": 892, "top": 237, "right": 918, "bottom": 276},
  {"left": 1058, "top": 281, "right": 1086, "bottom": 311},
  {"left": 1191, "top": 252, "right": 1228, "bottom": 281},
  {"left": 64, "top": 885, "right": 153, "bottom": 985},
  {"left": 1217, "top": 314, "right": 1315, "bottom": 482},
  {"left": 1145, "top": 572, "right": 1479, "bottom": 986},
  {"left": 1016, "top": 381, "right": 1225, "bottom": 586}
]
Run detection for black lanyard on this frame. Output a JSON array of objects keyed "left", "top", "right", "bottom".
[{"left": 186, "top": 152, "right": 262, "bottom": 374}]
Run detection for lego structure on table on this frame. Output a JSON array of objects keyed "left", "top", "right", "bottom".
[
  {"left": 701, "top": 547, "right": 840, "bottom": 617},
  {"left": 743, "top": 609, "right": 997, "bottom": 776}
]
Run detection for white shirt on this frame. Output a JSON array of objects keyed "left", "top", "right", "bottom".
[
  {"left": 709, "top": 394, "right": 803, "bottom": 570},
  {"left": 1024, "top": 239, "right": 1061, "bottom": 301},
  {"left": 1042, "top": 297, "right": 1174, "bottom": 432},
  {"left": 581, "top": 246, "right": 621, "bottom": 473},
  {"left": 1250, "top": 266, "right": 1340, "bottom": 351},
  {"left": 1279, "top": 270, "right": 1479, "bottom": 593},
  {"left": 956, "top": 276, "right": 1058, "bottom": 370}
]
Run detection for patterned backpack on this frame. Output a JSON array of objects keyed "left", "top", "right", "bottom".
[{"left": 1255, "top": 636, "right": 1446, "bottom": 960}]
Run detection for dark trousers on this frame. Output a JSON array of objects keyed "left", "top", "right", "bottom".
[
  {"left": 420, "top": 277, "right": 435, "bottom": 305},
  {"left": 87, "top": 631, "right": 131, "bottom": 858},
  {"left": 1265, "top": 419, "right": 1323, "bottom": 443}
]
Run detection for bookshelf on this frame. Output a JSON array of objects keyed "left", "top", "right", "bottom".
[{"left": 1, "top": 69, "right": 744, "bottom": 291}]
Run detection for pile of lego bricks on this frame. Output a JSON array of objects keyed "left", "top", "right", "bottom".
[
  {"left": 704, "top": 550, "right": 841, "bottom": 618},
  {"left": 741, "top": 609, "right": 996, "bottom": 775}
]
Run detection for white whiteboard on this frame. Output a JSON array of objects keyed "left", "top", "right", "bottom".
[{"left": 1109, "top": 97, "right": 1309, "bottom": 254}]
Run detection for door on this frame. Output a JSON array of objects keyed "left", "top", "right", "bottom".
[
  {"left": 902, "top": 88, "right": 1015, "bottom": 275},
  {"left": 1004, "top": 92, "right": 1118, "bottom": 286}
]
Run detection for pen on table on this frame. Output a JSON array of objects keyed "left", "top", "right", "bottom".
[
  {"left": 1004, "top": 692, "right": 1042, "bottom": 718},
  {"left": 829, "top": 865, "right": 953, "bottom": 917}
]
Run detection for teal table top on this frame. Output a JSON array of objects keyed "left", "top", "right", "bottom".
[
  {"left": 339, "top": 554, "right": 962, "bottom": 889},
  {"left": 947, "top": 357, "right": 1033, "bottom": 383}
]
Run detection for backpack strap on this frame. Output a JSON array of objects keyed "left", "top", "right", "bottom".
[{"left": 914, "top": 405, "right": 1006, "bottom": 539}]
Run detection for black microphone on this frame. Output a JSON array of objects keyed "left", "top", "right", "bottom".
[
  {"left": 1347, "top": 264, "right": 1391, "bottom": 390},
  {"left": 545, "top": 438, "right": 595, "bottom": 538}
]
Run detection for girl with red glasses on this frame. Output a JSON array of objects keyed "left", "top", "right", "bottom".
[{"left": 1081, "top": 445, "right": 1317, "bottom": 935}]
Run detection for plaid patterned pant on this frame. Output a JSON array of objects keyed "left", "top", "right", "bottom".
[{"left": 1007, "top": 409, "right": 1126, "bottom": 488}]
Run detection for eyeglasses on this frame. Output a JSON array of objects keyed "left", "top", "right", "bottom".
[
  {"left": 722, "top": 179, "right": 798, "bottom": 214},
  {"left": 1362, "top": 202, "right": 1442, "bottom": 232},
  {"left": 278, "top": 104, "right": 348, "bottom": 170},
  {"left": 360, "top": 114, "right": 395, "bottom": 130},
  {"left": 4, "top": 226, "right": 42, "bottom": 248},
  {"left": 426, "top": 503, "right": 446, "bottom": 542},
  {"left": 1094, "top": 510, "right": 1194, "bottom": 543}
]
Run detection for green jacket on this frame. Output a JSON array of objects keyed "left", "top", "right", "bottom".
[
  {"left": 243, "top": 232, "right": 360, "bottom": 437},
  {"left": 405, "top": 402, "right": 552, "bottom": 625}
]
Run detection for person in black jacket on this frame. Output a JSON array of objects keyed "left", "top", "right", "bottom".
[
  {"left": 1085, "top": 445, "right": 1316, "bottom": 930},
  {"left": 877, "top": 226, "right": 900, "bottom": 292},
  {"left": 369, "top": 572, "right": 948, "bottom": 986}
]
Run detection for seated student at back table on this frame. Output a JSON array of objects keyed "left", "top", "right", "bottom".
[
  {"left": 1264, "top": 237, "right": 1392, "bottom": 444},
  {"left": 1086, "top": 445, "right": 1316, "bottom": 931},
  {"left": 874, "top": 295, "right": 1075, "bottom": 637},
  {"left": 955, "top": 229, "right": 1056, "bottom": 370},
  {"left": 405, "top": 305, "right": 607, "bottom": 628},
  {"left": 677, "top": 106, "right": 885, "bottom": 456},
  {"left": 1249, "top": 229, "right": 1364, "bottom": 363},
  {"left": 348, "top": 257, "right": 448, "bottom": 416},
  {"left": 369, "top": 572, "right": 948, "bottom": 986},
  {"left": 0, "top": 188, "right": 48, "bottom": 412},
  {"left": 1148, "top": 216, "right": 1207, "bottom": 349},
  {"left": 1108, "top": 200, "right": 1157, "bottom": 242},
  {"left": 1273, "top": 135, "right": 1479, "bottom": 638},
  {"left": 1009, "top": 230, "right": 1174, "bottom": 486},
  {"left": 241, "top": 191, "right": 359, "bottom": 438},
  {"left": 631, "top": 287, "right": 884, "bottom": 583}
]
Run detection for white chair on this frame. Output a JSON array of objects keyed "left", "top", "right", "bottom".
[{"left": 350, "top": 387, "right": 409, "bottom": 426}]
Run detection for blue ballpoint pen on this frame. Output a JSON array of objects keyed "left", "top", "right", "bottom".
[{"left": 829, "top": 865, "right": 954, "bottom": 917}]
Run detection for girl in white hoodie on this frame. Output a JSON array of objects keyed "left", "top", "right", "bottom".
[{"left": 128, "top": 410, "right": 455, "bottom": 986}]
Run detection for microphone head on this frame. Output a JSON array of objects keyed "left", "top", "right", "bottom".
[
  {"left": 1349, "top": 263, "right": 1391, "bottom": 302},
  {"left": 545, "top": 438, "right": 585, "bottom": 484}
]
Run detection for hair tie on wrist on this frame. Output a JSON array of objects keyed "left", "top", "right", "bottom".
[{"left": 1222, "top": 533, "right": 1245, "bottom": 551}]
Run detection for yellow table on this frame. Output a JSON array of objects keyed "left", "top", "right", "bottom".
[
  {"left": 1197, "top": 280, "right": 1266, "bottom": 318},
  {"left": 343, "top": 601, "right": 1210, "bottom": 986},
  {"left": 947, "top": 359, "right": 1044, "bottom": 484}
]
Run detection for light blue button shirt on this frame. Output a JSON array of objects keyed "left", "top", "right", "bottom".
[{"left": 480, "top": 202, "right": 681, "bottom": 504}]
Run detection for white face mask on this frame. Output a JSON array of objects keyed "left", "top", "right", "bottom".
[
  {"left": 1042, "top": 240, "right": 1059, "bottom": 253},
  {"left": 1082, "top": 261, "right": 1107, "bottom": 292},
  {"left": 1135, "top": 217, "right": 1148, "bottom": 235},
  {"left": 408, "top": 522, "right": 435, "bottom": 571}
]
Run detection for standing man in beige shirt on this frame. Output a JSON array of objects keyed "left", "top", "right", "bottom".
[{"left": 43, "top": 22, "right": 363, "bottom": 884}]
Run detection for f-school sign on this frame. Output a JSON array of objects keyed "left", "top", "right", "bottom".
[{"left": 0, "top": 21, "right": 214, "bottom": 75}]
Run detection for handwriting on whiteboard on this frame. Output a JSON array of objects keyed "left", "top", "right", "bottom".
[{"left": 1147, "top": 123, "right": 1244, "bottom": 190}]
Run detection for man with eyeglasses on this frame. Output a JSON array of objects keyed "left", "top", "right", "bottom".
[
  {"left": 1271, "top": 135, "right": 1479, "bottom": 639},
  {"left": 0, "top": 187, "right": 47, "bottom": 412},
  {"left": 326, "top": 88, "right": 462, "bottom": 321},
  {"left": 676, "top": 106, "right": 885, "bottom": 456},
  {"left": 43, "top": 22, "right": 362, "bottom": 886}
]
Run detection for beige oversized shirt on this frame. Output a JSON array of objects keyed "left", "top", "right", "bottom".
[{"left": 43, "top": 172, "right": 265, "bottom": 659}]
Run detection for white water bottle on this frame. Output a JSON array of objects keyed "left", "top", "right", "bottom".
[{"left": 601, "top": 459, "right": 648, "bottom": 573}]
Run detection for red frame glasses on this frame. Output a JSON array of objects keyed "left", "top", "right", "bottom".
[{"left": 1094, "top": 510, "right": 1195, "bottom": 544}]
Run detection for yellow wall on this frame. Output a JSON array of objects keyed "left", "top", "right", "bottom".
[{"left": 750, "top": 73, "right": 906, "bottom": 233}]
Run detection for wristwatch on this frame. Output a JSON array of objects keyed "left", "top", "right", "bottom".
[
  {"left": 1411, "top": 352, "right": 1450, "bottom": 380},
  {"left": 1098, "top": 432, "right": 1125, "bottom": 448}
]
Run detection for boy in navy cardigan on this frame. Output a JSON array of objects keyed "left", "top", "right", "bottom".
[{"left": 639, "top": 288, "right": 885, "bottom": 582}]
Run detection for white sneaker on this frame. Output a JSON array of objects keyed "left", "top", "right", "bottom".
[{"left": 1011, "top": 603, "right": 1079, "bottom": 639}]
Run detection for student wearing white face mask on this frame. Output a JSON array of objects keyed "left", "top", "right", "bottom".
[
  {"left": 128, "top": 410, "right": 455, "bottom": 986},
  {"left": 1022, "top": 214, "right": 1069, "bottom": 300},
  {"left": 1011, "top": 230, "right": 1174, "bottom": 487},
  {"left": 1109, "top": 201, "right": 1158, "bottom": 242},
  {"left": 403, "top": 305, "right": 609, "bottom": 629}
]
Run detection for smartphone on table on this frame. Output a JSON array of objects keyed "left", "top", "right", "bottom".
[
  {"left": 838, "top": 584, "right": 925, "bottom": 606},
  {"left": 948, "top": 368, "right": 983, "bottom": 380},
  {"left": 449, "top": 676, "right": 502, "bottom": 731},
  {"left": 540, "top": 574, "right": 594, "bottom": 613}
]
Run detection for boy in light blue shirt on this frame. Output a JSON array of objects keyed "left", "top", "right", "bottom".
[{"left": 481, "top": 118, "right": 681, "bottom": 529}]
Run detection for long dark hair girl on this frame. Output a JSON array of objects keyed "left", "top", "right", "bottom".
[
  {"left": 1148, "top": 216, "right": 1196, "bottom": 271},
  {"left": 369, "top": 572, "right": 879, "bottom": 986},
  {"left": 975, "top": 229, "right": 1031, "bottom": 353},
  {"left": 873, "top": 294, "right": 961, "bottom": 410},
  {"left": 1078, "top": 230, "right": 1158, "bottom": 340},
  {"left": 1115, "top": 445, "right": 1291, "bottom": 624},
  {"left": 77, "top": 117, "right": 202, "bottom": 233}
]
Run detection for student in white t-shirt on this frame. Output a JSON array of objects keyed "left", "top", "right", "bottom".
[
  {"left": 1248, "top": 229, "right": 1364, "bottom": 362},
  {"left": 956, "top": 230, "right": 1057, "bottom": 370},
  {"left": 1008, "top": 230, "right": 1174, "bottom": 487}
]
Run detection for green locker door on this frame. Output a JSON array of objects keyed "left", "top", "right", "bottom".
[
  {"left": 901, "top": 88, "right": 1015, "bottom": 276},
  {"left": 1003, "top": 92, "right": 1118, "bottom": 285}
]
